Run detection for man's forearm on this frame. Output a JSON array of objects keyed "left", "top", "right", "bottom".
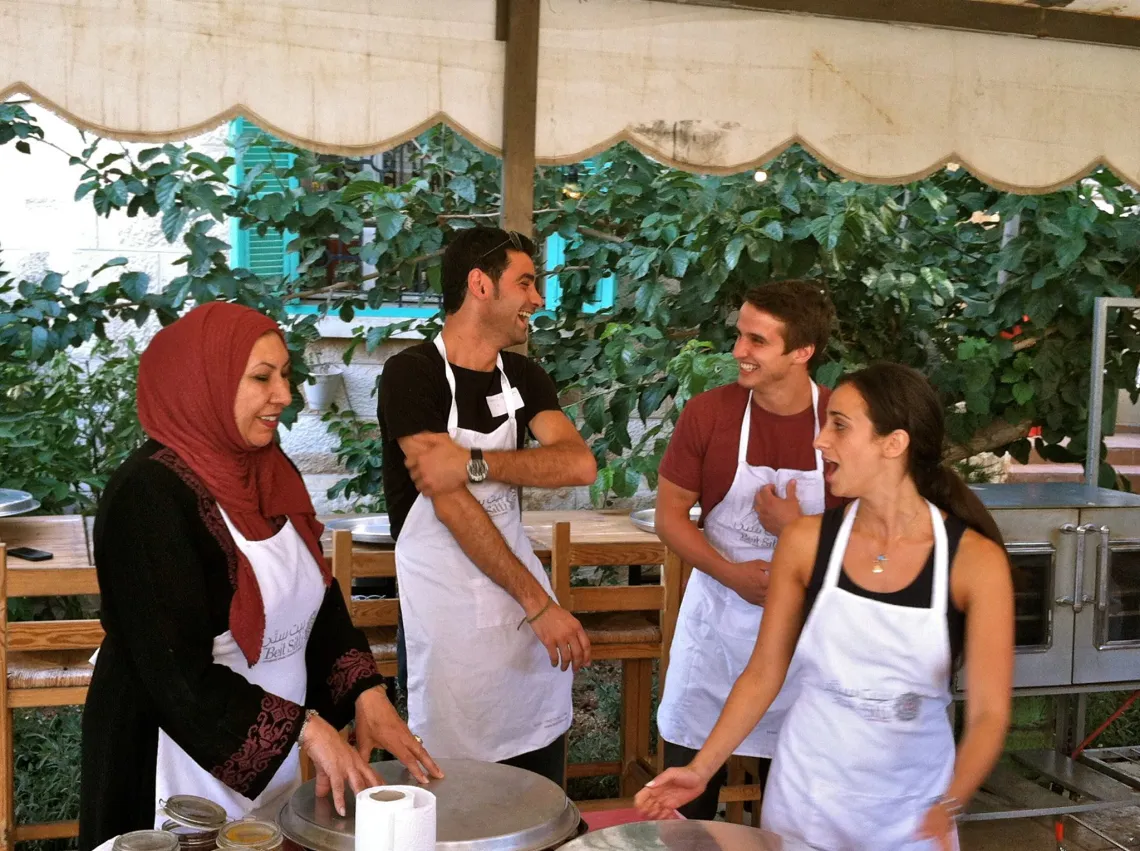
[
  {"left": 484, "top": 442, "right": 596, "bottom": 488},
  {"left": 657, "top": 513, "right": 736, "bottom": 587},
  {"left": 432, "top": 489, "right": 548, "bottom": 614}
]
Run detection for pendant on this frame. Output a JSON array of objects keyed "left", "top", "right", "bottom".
[{"left": 872, "top": 554, "right": 887, "bottom": 574}]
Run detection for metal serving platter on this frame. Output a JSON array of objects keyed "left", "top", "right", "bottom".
[
  {"left": 629, "top": 507, "right": 700, "bottom": 536},
  {"left": 0, "top": 489, "right": 40, "bottom": 518},
  {"left": 558, "top": 820, "right": 813, "bottom": 851},
  {"left": 279, "top": 759, "right": 581, "bottom": 851},
  {"left": 323, "top": 514, "right": 393, "bottom": 545}
]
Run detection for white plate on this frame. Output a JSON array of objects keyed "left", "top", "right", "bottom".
[
  {"left": 324, "top": 514, "right": 393, "bottom": 545},
  {"left": 629, "top": 507, "right": 701, "bottom": 535}
]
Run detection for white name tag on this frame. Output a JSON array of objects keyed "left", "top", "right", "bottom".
[{"left": 487, "top": 387, "right": 524, "bottom": 417}]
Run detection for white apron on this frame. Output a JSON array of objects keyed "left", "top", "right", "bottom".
[
  {"left": 395, "top": 335, "right": 572, "bottom": 763},
  {"left": 761, "top": 500, "right": 958, "bottom": 851},
  {"left": 153, "top": 508, "right": 326, "bottom": 825},
  {"left": 658, "top": 383, "right": 825, "bottom": 758}
]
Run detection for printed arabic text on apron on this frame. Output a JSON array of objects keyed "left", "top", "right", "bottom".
[
  {"left": 761, "top": 500, "right": 959, "bottom": 851},
  {"left": 396, "top": 335, "right": 572, "bottom": 762},
  {"left": 153, "top": 508, "right": 325, "bottom": 825},
  {"left": 658, "top": 383, "right": 826, "bottom": 758}
]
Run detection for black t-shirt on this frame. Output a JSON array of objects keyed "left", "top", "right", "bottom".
[
  {"left": 804, "top": 507, "right": 968, "bottom": 665},
  {"left": 377, "top": 340, "right": 561, "bottom": 540}
]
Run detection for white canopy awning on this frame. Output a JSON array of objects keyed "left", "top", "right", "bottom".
[{"left": 4, "top": 0, "right": 1140, "bottom": 191}]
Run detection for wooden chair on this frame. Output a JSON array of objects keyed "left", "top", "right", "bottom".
[
  {"left": 550, "top": 522, "right": 682, "bottom": 798},
  {"left": 329, "top": 530, "right": 398, "bottom": 680},
  {"left": 0, "top": 542, "right": 103, "bottom": 849}
]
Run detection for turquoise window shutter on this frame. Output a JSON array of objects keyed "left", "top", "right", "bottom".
[
  {"left": 228, "top": 117, "right": 299, "bottom": 280},
  {"left": 542, "top": 158, "right": 615, "bottom": 315},
  {"left": 543, "top": 232, "right": 616, "bottom": 315}
]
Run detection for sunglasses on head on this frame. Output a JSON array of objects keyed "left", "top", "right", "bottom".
[{"left": 476, "top": 230, "right": 526, "bottom": 260}]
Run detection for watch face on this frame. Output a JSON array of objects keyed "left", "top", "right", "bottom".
[{"left": 468, "top": 459, "right": 489, "bottom": 482}]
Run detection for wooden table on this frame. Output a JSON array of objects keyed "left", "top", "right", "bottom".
[
  {"left": 0, "top": 510, "right": 664, "bottom": 574},
  {"left": 319, "top": 509, "right": 663, "bottom": 565},
  {"left": 0, "top": 515, "right": 98, "bottom": 596},
  {"left": 0, "top": 516, "right": 93, "bottom": 566}
]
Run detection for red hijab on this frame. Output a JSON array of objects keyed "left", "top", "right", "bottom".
[{"left": 137, "top": 302, "right": 330, "bottom": 666}]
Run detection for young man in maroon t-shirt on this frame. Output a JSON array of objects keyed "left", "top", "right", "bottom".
[{"left": 653, "top": 280, "right": 840, "bottom": 820}]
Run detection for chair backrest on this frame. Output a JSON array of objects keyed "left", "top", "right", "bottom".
[
  {"left": 550, "top": 521, "right": 682, "bottom": 658},
  {"left": 0, "top": 542, "right": 104, "bottom": 659},
  {"left": 329, "top": 530, "right": 398, "bottom": 629}
]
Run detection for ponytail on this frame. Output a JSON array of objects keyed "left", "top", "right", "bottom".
[{"left": 913, "top": 462, "right": 1005, "bottom": 549}]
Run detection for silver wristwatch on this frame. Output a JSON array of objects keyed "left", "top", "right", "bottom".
[{"left": 466, "top": 448, "right": 489, "bottom": 483}]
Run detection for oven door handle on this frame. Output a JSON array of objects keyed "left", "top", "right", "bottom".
[
  {"left": 1057, "top": 523, "right": 1092, "bottom": 611},
  {"left": 1095, "top": 525, "right": 1111, "bottom": 613}
]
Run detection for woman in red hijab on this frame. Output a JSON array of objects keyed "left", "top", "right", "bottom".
[{"left": 79, "top": 303, "right": 441, "bottom": 851}]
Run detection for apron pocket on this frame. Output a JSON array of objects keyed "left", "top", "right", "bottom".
[
  {"left": 803, "top": 778, "right": 925, "bottom": 850},
  {"left": 471, "top": 577, "right": 523, "bottom": 629},
  {"left": 719, "top": 597, "right": 764, "bottom": 642}
]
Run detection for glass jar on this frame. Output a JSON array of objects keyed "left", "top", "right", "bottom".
[
  {"left": 158, "top": 795, "right": 229, "bottom": 851},
  {"left": 215, "top": 819, "right": 283, "bottom": 851},
  {"left": 113, "top": 831, "right": 180, "bottom": 851}
]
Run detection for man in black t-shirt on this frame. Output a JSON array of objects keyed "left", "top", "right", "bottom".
[{"left": 377, "top": 227, "right": 597, "bottom": 785}]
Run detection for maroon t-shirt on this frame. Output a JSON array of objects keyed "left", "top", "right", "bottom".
[{"left": 659, "top": 382, "right": 843, "bottom": 515}]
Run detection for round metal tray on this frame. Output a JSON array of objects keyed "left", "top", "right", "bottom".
[
  {"left": 0, "top": 489, "right": 40, "bottom": 518},
  {"left": 628, "top": 507, "right": 701, "bottom": 535},
  {"left": 279, "top": 759, "right": 581, "bottom": 851},
  {"left": 559, "top": 820, "right": 811, "bottom": 850},
  {"left": 324, "top": 514, "right": 393, "bottom": 545}
]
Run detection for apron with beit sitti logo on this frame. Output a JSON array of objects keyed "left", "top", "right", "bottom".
[
  {"left": 761, "top": 500, "right": 958, "bottom": 850},
  {"left": 657, "top": 383, "right": 826, "bottom": 758},
  {"left": 395, "top": 335, "right": 572, "bottom": 762},
  {"left": 153, "top": 507, "right": 325, "bottom": 825}
]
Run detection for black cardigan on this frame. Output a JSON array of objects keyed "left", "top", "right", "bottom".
[{"left": 79, "top": 440, "right": 383, "bottom": 849}]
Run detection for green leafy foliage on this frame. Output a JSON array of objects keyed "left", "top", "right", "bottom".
[
  {"left": 2, "top": 112, "right": 1139, "bottom": 514},
  {"left": 0, "top": 337, "right": 144, "bottom": 512},
  {"left": 14, "top": 707, "right": 83, "bottom": 851}
]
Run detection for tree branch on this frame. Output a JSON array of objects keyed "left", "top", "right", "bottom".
[
  {"left": 435, "top": 209, "right": 561, "bottom": 222},
  {"left": 943, "top": 418, "right": 1034, "bottom": 464},
  {"left": 579, "top": 226, "right": 625, "bottom": 245}
]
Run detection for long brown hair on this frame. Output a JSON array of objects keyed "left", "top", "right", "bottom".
[{"left": 838, "top": 363, "right": 1005, "bottom": 548}]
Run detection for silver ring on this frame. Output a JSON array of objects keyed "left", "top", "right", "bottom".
[{"left": 413, "top": 735, "right": 423, "bottom": 745}]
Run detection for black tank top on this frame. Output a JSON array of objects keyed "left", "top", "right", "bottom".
[{"left": 803, "top": 507, "right": 968, "bottom": 664}]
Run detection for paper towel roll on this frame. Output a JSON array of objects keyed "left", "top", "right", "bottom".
[{"left": 353, "top": 785, "right": 436, "bottom": 851}]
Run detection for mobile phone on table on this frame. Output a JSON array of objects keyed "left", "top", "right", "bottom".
[{"left": 7, "top": 547, "right": 53, "bottom": 562}]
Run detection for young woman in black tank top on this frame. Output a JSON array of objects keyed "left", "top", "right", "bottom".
[
  {"left": 638, "top": 363, "right": 1014, "bottom": 851},
  {"left": 805, "top": 507, "right": 968, "bottom": 667}
]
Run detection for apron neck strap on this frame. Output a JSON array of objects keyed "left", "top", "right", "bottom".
[
  {"left": 738, "top": 380, "right": 824, "bottom": 474},
  {"left": 433, "top": 334, "right": 516, "bottom": 435}
]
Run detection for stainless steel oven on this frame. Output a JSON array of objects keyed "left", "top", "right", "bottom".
[{"left": 974, "top": 482, "right": 1140, "bottom": 690}]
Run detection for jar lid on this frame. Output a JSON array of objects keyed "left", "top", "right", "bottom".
[
  {"left": 159, "top": 796, "right": 229, "bottom": 830},
  {"left": 216, "top": 819, "right": 282, "bottom": 851},
  {"left": 113, "top": 830, "right": 181, "bottom": 851}
]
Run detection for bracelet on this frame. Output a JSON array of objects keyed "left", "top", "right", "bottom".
[
  {"left": 938, "top": 795, "right": 964, "bottom": 819},
  {"left": 298, "top": 708, "right": 319, "bottom": 746},
  {"left": 517, "top": 598, "right": 553, "bottom": 631}
]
